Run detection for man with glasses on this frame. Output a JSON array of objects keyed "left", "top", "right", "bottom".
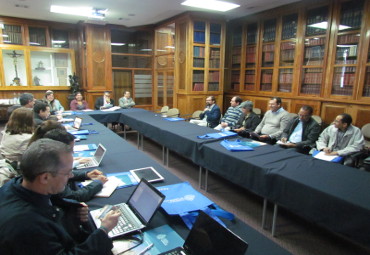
[
  {"left": 0, "top": 139, "right": 120, "bottom": 254},
  {"left": 95, "top": 91, "right": 115, "bottom": 110},
  {"left": 277, "top": 105, "right": 321, "bottom": 154},
  {"left": 190, "top": 96, "right": 221, "bottom": 128},
  {"left": 316, "top": 113, "right": 364, "bottom": 166}
]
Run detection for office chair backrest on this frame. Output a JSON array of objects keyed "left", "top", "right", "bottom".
[
  {"left": 161, "top": 106, "right": 169, "bottom": 114},
  {"left": 361, "top": 123, "right": 370, "bottom": 149},
  {"left": 167, "top": 108, "right": 179, "bottom": 117},
  {"left": 253, "top": 108, "right": 262, "bottom": 118},
  {"left": 192, "top": 110, "right": 203, "bottom": 119},
  {"left": 312, "top": 115, "right": 322, "bottom": 126}
]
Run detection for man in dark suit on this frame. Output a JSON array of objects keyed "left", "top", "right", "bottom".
[
  {"left": 190, "top": 96, "right": 221, "bottom": 128},
  {"left": 232, "top": 100, "right": 261, "bottom": 137},
  {"left": 94, "top": 91, "right": 115, "bottom": 110},
  {"left": 277, "top": 105, "right": 321, "bottom": 154}
]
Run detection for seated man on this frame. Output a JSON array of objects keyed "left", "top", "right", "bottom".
[
  {"left": 43, "top": 129, "right": 108, "bottom": 202},
  {"left": 190, "top": 96, "right": 221, "bottom": 128},
  {"left": 0, "top": 138, "right": 120, "bottom": 254},
  {"left": 95, "top": 91, "right": 115, "bottom": 110},
  {"left": 33, "top": 100, "right": 51, "bottom": 126},
  {"left": 7, "top": 92, "right": 35, "bottom": 117},
  {"left": 278, "top": 105, "right": 321, "bottom": 154},
  {"left": 316, "top": 113, "right": 364, "bottom": 166},
  {"left": 119, "top": 91, "right": 135, "bottom": 109},
  {"left": 214, "top": 96, "right": 243, "bottom": 131},
  {"left": 252, "top": 97, "right": 290, "bottom": 144},
  {"left": 232, "top": 100, "right": 261, "bottom": 137}
]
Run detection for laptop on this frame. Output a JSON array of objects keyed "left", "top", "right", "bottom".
[
  {"left": 75, "top": 143, "right": 107, "bottom": 169},
  {"left": 90, "top": 179, "right": 165, "bottom": 238},
  {"left": 130, "top": 166, "right": 164, "bottom": 183},
  {"left": 158, "top": 211, "right": 248, "bottom": 255},
  {"left": 65, "top": 116, "right": 83, "bottom": 131}
]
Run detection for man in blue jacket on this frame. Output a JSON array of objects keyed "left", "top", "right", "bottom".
[{"left": 190, "top": 96, "right": 221, "bottom": 128}]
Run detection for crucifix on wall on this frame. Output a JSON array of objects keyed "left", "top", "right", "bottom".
[{"left": 6, "top": 50, "right": 23, "bottom": 86}]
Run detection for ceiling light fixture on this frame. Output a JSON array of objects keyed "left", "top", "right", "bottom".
[
  {"left": 181, "top": 0, "right": 240, "bottom": 12},
  {"left": 50, "top": 5, "right": 108, "bottom": 19}
]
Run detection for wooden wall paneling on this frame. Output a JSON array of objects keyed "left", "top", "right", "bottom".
[
  {"left": 321, "top": 103, "right": 348, "bottom": 126},
  {"left": 253, "top": 97, "right": 270, "bottom": 113},
  {"left": 352, "top": 106, "right": 370, "bottom": 128},
  {"left": 291, "top": 99, "right": 321, "bottom": 115},
  {"left": 85, "top": 24, "right": 112, "bottom": 91}
]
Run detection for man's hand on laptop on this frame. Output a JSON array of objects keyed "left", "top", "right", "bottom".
[
  {"left": 76, "top": 157, "right": 91, "bottom": 164},
  {"left": 101, "top": 209, "right": 121, "bottom": 233}
]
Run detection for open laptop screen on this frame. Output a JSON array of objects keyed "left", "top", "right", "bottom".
[
  {"left": 128, "top": 179, "right": 165, "bottom": 224},
  {"left": 94, "top": 144, "right": 106, "bottom": 164},
  {"left": 184, "top": 211, "right": 248, "bottom": 255},
  {"left": 73, "top": 117, "right": 82, "bottom": 130}
]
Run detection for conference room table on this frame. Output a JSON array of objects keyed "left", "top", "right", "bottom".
[
  {"left": 71, "top": 113, "right": 292, "bottom": 255},
  {"left": 85, "top": 108, "right": 370, "bottom": 249}
]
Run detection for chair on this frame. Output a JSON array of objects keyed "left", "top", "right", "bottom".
[
  {"left": 288, "top": 113, "right": 298, "bottom": 120},
  {"left": 253, "top": 108, "right": 262, "bottom": 118},
  {"left": 312, "top": 115, "right": 322, "bottom": 126},
  {"left": 361, "top": 123, "right": 370, "bottom": 149},
  {"left": 167, "top": 108, "right": 179, "bottom": 117},
  {"left": 159, "top": 106, "right": 169, "bottom": 114},
  {"left": 191, "top": 110, "right": 203, "bottom": 120}
]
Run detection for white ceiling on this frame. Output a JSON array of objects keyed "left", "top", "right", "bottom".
[{"left": 0, "top": 0, "right": 300, "bottom": 27}]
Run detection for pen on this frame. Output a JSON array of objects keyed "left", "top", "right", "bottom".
[{"left": 138, "top": 243, "right": 154, "bottom": 255}]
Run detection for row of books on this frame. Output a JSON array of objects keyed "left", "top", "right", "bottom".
[
  {"left": 300, "top": 84, "right": 321, "bottom": 94},
  {"left": 306, "top": 7, "right": 328, "bottom": 26},
  {"left": 335, "top": 59, "right": 357, "bottom": 65},
  {"left": 261, "top": 72, "right": 273, "bottom": 83},
  {"left": 193, "top": 82, "right": 204, "bottom": 91},
  {"left": 363, "top": 84, "right": 370, "bottom": 97},
  {"left": 337, "top": 34, "right": 360, "bottom": 44},
  {"left": 194, "top": 22, "right": 205, "bottom": 31},
  {"left": 210, "top": 23, "right": 222, "bottom": 33},
  {"left": 331, "top": 85, "right": 354, "bottom": 96},
  {"left": 263, "top": 44, "right": 275, "bottom": 52},
  {"left": 210, "top": 48, "right": 220, "bottom": 58},
  {"left": 193, "top": 72, "right": 204, "bottom": 82},
  {"left": 280, "top": 49, "right": 295, "bottom": 62},
  {"left": 193, "top": 58, "right": 204, "bottom": 68},
  {"left": 278, "top": 83, "right": 292, "bottom": 92},
  {"left": 246, "top": 30, "right": 258, "bottom": 45},
  {"left": 232, "top": 55, "right": 241, "bottom": 65},
  {"left": 304, "top": 47, "right": 325, "bottom": 59},
  {"left": 193, "top": 46, "right": 205, "bottom": 57},
  {"left": 335, "top": 66, "right": 356, "bottom": 73},
  {"left": 305, "top": 27, "right": 326, "bottom": 37},
  {"left": 231, "top": 72, "right": 240, "bottom": 82},
  {"left": 263, "top": 20, "right": 276, "bottom": 42},
  {"left": 232, "top": 34, "right": 242, "bottom": 46},
  {"left": 279, "top": 72, "right": 293, "bottom": 84},
  {"left": 209, "top": 59, "right": 220, "bottom": 68},
  {"left": 340, "top": 2, "right": 363, "bottom": 30},
  {"left": 304, "top": 59, "right": 323, "bottom": 66},
  {"left": 246, "top": 52, "right": 256, "bottom": 64},
  {"left": 194, "top": 31, "right": 205, "bottom": 43},
  {"left": 245, "top": 74, "right": 255, "bottom": 83},
  {"left": 261, "top": 83, "right": 272, "bottom": 91},
  {"left": 281, "top": 17, "right": 298, "bottom": 40},
  {"left": 208, "top": 71, "right": 220, "bottom": 82},
  {"left": 244, "top": 84, "right": 255, "bottom": 90},
  {"left": 232, "top": 47, "right": 241, "bottom": 55},
  {"left": 336, "top": 46, "right": 357, "bottom": 58},
  {"left": 305, "top": 37, "right": 325, "bottom": 47},
  {"left": 303, "top": 72, "right": 323, "bottom": 85},
  {"left": 281, "top": 42, "right": 295, "bottom": 50},
  {"left": 3, "top": 31, "right": 22, "bottom": 44},
  {"left": 333, "top": 73, "right": 355, "bottom": 86},
  {"left": 262, "top": 52, "right": 275, "bottom": 62},
  {"left": 29, "top": 34, "right": 46, "bottom": 46},
  {"left": 208, "top": 83, "right": 219, "bottom": 91},
  {"left": 210, "top": 33, "right": 221, "bottom": 45}
]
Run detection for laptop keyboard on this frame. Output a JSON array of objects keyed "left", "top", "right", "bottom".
[{"left": 110, "top": 206, "right": 136, "bottom": 235}]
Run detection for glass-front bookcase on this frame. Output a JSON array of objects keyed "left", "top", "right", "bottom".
[
  {"left": 328, "top": 0, "right": 364, "bottom": 98},
  {"left": 1, "top": 47, "right": 74, "bottom": 87},
  {"left": 300, "top": 5, "right": 330, "bottom": 96}
]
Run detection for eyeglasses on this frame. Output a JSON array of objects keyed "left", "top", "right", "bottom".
[{"left": 55, "top": 170, "right": 73, "bottom": 177}]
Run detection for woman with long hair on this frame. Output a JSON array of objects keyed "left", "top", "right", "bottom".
[
  {"left": 0, "top": 108, "right": 34, "bottom": 167},
  {"left": 45, "top": 90, "right": 64, "bottom": 114}
]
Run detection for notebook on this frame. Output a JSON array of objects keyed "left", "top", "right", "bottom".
[
  {"left": 90, "top": 179, "right": 165, "bottom": 238},
  {"left": 65, "top": 116, "right": 83, "bottom": 131},
  {"left": 130, "top": 166, "right": 164, "bottom": 183},
  {"left": 75, "top": 143, "right": 107, "bottom": 169},
  {"left": 158, "top": 211, "right": 248, "bottom": 255}
]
